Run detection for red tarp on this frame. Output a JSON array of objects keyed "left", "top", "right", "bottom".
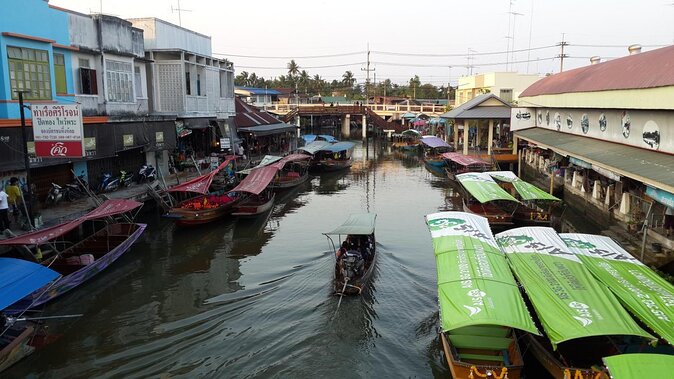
[
  {"left": 442, "top": 152, "right": 490, "bottom": 167},
  {"left": 271, "top": 153, "right": 310, "bottom": 169},
  {"left": 0, "top": 199, "right": 142, "bottom": 245},
  {"left": 166, "top": 156, "right": 237, "bottom": 194},
  {"left": 231, "top": 166, "right": 279, "bottom": 195}
]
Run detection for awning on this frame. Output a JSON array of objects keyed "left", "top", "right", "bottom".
[
  {"left": 166, "top": 156, "right": 237, "bottom": 194},
  {"left": 442, "top": 152, "right": 490, "bottom": 167},
  {"left": 231, "top": 165, "right": 278, "bottom": 195},
  {"left": 324, "top": 213, "right": 376, "bottom": 235},
  {"left": 183, "top": 118, "right": 214, "bottom": 130},
  {"left": 604, "top": 354, "right": 674, "bottom": 379},
  {"left": 0, "top": 199, "right": 143, "bottom": 246},
  {"left": 515, "top": 128, "right": 674, "bottom": 194},
  {"left": 237, "top": 122, "right": 297, "bottom": 136},
  {"left": 420, "top": 136, "right": 450, "bottom": 148},
  {"left": 0, "top": 258, "right": 60, "bottom": 310}
]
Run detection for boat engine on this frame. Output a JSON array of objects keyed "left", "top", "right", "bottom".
[{"left": 341, "top": 253, "right": 364, "bottom": 280}]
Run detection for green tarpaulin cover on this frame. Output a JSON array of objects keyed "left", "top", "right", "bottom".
[
  {"left": 487, "top": 171, "right": 560, "bottom": 201},
  {"left": 425, "top": 212, "right": 539, "bottom": 334},
  {"left": 561, "top": 233, "right": 674, "bottom": 346},
  {"left": 456, "top": 172, "right": 519, "bottom": 204},
  {"left": 496, "top": 227, "right": 654, "bottom": 347},
  {"left": 603, "top": 354, "right": 674, "bottom": 379},
  {"left": 324, "top": 213, "right": 376, "bottom": 235}
]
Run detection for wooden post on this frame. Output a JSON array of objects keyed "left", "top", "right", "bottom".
[
  {"left": 463, "top": 121, "right": 469, "bottom": 155},
  {"left": 487, "top": 119, "right": 494, "bottom": 156}
]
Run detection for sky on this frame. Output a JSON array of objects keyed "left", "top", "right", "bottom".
[{"left": 50, "top": 0, "right": 674, "bottom": 87}]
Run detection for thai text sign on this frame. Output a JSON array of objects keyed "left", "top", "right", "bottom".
[{"left": 31, "top": 104, "right": 84, "bottom": 158}]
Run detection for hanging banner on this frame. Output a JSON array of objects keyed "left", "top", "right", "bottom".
[
  {"left": 31, "top": 104, "right": 84, "bottom": 158},
  {"left": 646, "top": 185, "right": 674, "bottom": 208}
]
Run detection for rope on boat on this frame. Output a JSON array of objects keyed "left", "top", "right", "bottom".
[{"left": 468, "top": 366, "right": 508, "bottom": 379}]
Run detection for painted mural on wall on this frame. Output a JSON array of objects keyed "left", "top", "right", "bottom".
[{"left": 516, "top": 107, "right": 670, "bottom": 152}]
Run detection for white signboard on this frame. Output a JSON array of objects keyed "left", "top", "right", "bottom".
[
  {"left": 510, "top": 107, "right": 536, "bottom": 131},
  {"left": 30, "top": 104, "right": 84, "bottom": 157},
  {"left": 220, "top": 137, "right": 231, "bottom": 149}
]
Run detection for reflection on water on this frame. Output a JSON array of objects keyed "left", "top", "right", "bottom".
[{"left": 7, "top": 141, "right": 570, "bottom": 378}]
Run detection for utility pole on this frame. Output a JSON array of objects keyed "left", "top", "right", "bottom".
[
  {"left": 361, "top": 44, "right": 374, "bottom": 104},
  {"left": 558, "top": 34, "right": 569, "bottom": 73},
  {"left": 509, "top": 11, "right": 523, "bottom": 71},
  {"left": 447, "top": 66, "right": 452, "bottom": 103},
  {"left": 17, "top": 90, "right": 34, "bottom": 230},
  {"left": 171, "top": 0, "right": 191, "bottom": 27}
]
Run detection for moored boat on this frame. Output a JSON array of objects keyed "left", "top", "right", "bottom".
[
  {"left": 269, "top": 154, "right": 311, "bottom": 189},
  {"left": 0, "top": 199, "right": 146, "bottom": 308},
  {"left": 324, "top": 213, "right": 377, "bottom": 295},
  {"left": 442, "top": 152, "right": 492, "bottom": 183},
  {"left": 300, "top": 141, "right": 355, "bottom": 172},
  {"left": 393, "top": 129, "right": 422, "bottom": 151},
  {"left": 0, "top": 258, "right": 60, "bottom": 373},
  {"left": 231, "top": 165, "right": 279, "bottom": 217},
  {"left": 456, "top": 172, "right": 518, "bottom": 229},
  {"left": 495, "top": 227, "right": 660, "bottom": 379},
  {"left": 486, "top": 171, "right": 561, "bottom": 226},
  {"left": 420, "top": 136, "right": 453, "bottom": 167},
  {"left": 424, "top": 212, "right": 539, "bottom": 379}
]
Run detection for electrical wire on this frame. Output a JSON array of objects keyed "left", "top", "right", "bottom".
[
  {"left": 237, "top": 62, "right": 366, "bottom": 70},
  {"left": 372, "top": 56, "right": 556, "bottom": 68},
  {"left": 213, "top": 51, "right": 365, "bottom": 59},
  {"left": 371, "top": 44, "right": 558, "bottom": 57}
]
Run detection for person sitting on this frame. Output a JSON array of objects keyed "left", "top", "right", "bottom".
[{"left": 336, "top": 241, "right": 348, "bottom": 260}]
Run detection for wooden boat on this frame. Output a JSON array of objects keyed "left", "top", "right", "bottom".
[
  {"left": 603, "top": 354, "right": 674, "bottom": 379},
  {"left": 299, "top": 141, "right": 355, "bottom": 172},
  {"left": 394, "top": 129, "right": 422, "bottom": 151},
  {"left": 442, "top": 152, "right": 492, "bottom": 183},
  {"left": 496, "top": 227, "right": 667, "bottom": 379},
  {"left": 0, "top": 258, "right": 60, "bottom": 373},
  {"left": 0, "top": 199, "right": 145, "bottom": 308},
  {"left": 420, "top": 136, "right": 453, "bottom": 167},
  {"left": 269, "top": 154, "right": 311, "bottom": 189},
  {"left": 486, "top": 171, "right": 561, "bottom": 226},
  {"left": 232, "top": 191, "right": 275, "bottom": 217},
  {"left": 425, "top": 212, "right": 539, "bottom": 379},
  {"left": 324, "top": 213, "right": 377, "bottom": 295},
  {"left": 456, "top": 172, "right": 517, "bottom": 229},
  {"left": 164, "top": 156, "right": 243, "bottom": 227},
  {"left": 230, "top": 165, "right": 279, "bottom": 217}
]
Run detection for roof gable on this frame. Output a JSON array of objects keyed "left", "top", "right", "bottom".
[{"left": 234, "top": 98, "right": 282, "bottom": 128}]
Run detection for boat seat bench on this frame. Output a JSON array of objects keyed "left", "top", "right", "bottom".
[
  {"left": 448, "top": 335, "right": 512, "bottom": 350},
  {"left": 449, "top": 326, "right": 510, "bottom": 338},
  {"left": 458, "top": 353, "right": 506, "bottom": 363}
]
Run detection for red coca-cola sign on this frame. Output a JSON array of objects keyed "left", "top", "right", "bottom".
[{"left": 35, "top": 141, "right": 84, "bottom": 158}]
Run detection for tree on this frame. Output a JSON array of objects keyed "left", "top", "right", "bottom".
[
  {"left": 235, "top": 71, "right": 249, "bottom": 86},
  {"left": 287, "top": 60, "right": 300, "bottom": 78},
  {"left": 342, "top": 71, "right": 356, "bottom": 87},
  {"left": 299, "top": 70, "right": 310, "bottom": 94}
]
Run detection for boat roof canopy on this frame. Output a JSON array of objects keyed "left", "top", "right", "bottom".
[
  {"left": 420, "top": 136, "right": 450, "bottom": 148},
  {"left": 238, "top": 155, "right": 283, "bottom": 174},
  {"left": 0, "top": 199, "right": 143, "bottom": 246},
  {"left": 603, "top": 354, "right": 674, "bottom": 379},
  {"left": 401, "top": 129, "right": 422, "bottom": 136},
  {"left": 167, "top": 156, "right": 237, "bottom": 194},
  {"left": 425, "top": 211, "right": 539, "bottom": 334},
  {"left": 298, "top": 141, "right": 332, "bottom": 155},
  {"left": 487, "top": 171, "right": 560, "bottom": 201},
  {"left": 442, "top": 152, "right": 490, "bottom": 167},
  {"left": 231, "top": 165, "right": 278, "bottom": 195},
  {"left": 324, "top": 213, "right": 376, "bottom": 235},
  {"left": 0, "top": 258, "right": 60, "bottom": 310},
  {"left": 319, "top": 141, "right": 356, "bottom": 153},
  {"left": 303, "top": 134, "right": 337, "bottom": 143},
  {"left": 456, "top": 172, "right": 519, "bottom": 203},
  {"left": 496, "top": 227, "right": 654, "bottom": 347}
]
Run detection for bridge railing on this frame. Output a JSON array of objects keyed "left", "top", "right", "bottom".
[{"left": 264, "top": 103, "right": 447, "bottom": 114}]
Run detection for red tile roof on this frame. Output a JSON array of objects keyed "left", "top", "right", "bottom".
[
  {"left": 234, "top": 97, "right": 283, "bottom": 128},
  {"left": 520, "top": 45, "right": 674, "bottom": 97}
]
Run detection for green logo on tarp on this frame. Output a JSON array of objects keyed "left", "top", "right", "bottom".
[
  {"left": 428, "top": 218, "right": 465, "bottom": 231},
  {"left": 497, "top": 235, "right": 534, "bottom": 247},
  {"left": 561, "top": 238, "right": 595, "bottom": 250}
]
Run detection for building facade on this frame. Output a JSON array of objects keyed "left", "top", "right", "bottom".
[{"left": 455, "top": 72, "right": 541, "bottom": 106}]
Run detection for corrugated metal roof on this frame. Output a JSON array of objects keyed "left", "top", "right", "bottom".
[
  {"left": 521, "top": 45, "right": 674, "bottom": 97},
  {"left": 440, "top": 94, "right": 511, "bottom": 120},
  {"left": 234, "top": 97, "right": 282, "bottom": 128},
  {"left": 515, "top": 128, "right": 674, "bottom": 194},
  {"left": 235, "top": 86, "right": 282, "bottom": 95}
]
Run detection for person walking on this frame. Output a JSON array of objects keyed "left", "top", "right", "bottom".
[
  {"left": 0, "top": 188, "right": 9, "bottom": 231},
  {"left": 5, "top": 177, "right": 22, "bottom": 223}
]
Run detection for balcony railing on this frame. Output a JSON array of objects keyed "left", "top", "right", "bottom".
[{"left": 263, "top": 103, "right": 447, "bottom": 115}]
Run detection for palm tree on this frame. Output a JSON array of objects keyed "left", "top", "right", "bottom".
[
  {"left": 235, "top": 71, "right": 249, "bottom": 86},
  {"left": 342, "top": 71, "right": 356, "bottom": 88},
  {"left": 299, "top": 70, "right": 310, "bottom": 94},
  {"left": 287, "top": 60, "right": 300, "bottom": 78}
]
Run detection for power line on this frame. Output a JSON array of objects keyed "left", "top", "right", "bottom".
[
  {"left": 371, "top": 56, "right": 555, "bottom": 68},
  {"left": 370, "top": 44, "right": 557, "bottom": 57},
  {"left": 236, "top": 62, "right": 366, "bottom": 70},
  {"left": 213, "top": 51, "right": 365, "bottom": 59}
]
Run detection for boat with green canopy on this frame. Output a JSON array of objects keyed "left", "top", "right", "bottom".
[
  {"left": 425, "top": 211, "right": 539, "bottom": 379},
  {"left": 393, "top": 129, "right": 422, "bottom": 151},
  {"left": 324, "top": 213, "right": 377, "bottom": 296},
  {"left": 603, "top": 353, "right": 674, "bottom": 379},
  {"left": 495, "top": 227, "right": 655, "bottom": 379},
  {"left": 456, "top": 172, "right": 519, "bottom": 229},
  {"left": 561, "top": 233, "right": 674, "bottom": 346},
  {"left": 486, "top": 171, "right": 561, "bottom": 226}
]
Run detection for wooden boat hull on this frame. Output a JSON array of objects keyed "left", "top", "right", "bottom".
[
  {"left": 165, "top": 195, "right": 241, "bottom": 226},
  {"left": 0, "top": 326, "right": 35, "bottom": 373},
  {"left": 312, "top": 159, "right": 352, "bottom": 172},
  {"left": 232, "top": 193, "right": 275, "bottom": 217},
  {"left": 334, "top": 237, "right": 377, "bottom": 296},
  {"left": 423, "top": 158, "right": 446, "bottom": 167},
  {"left": 512, "top": 206, "right": 552, "bottom": 226},
  {"left": 270, "top": 172, "right": 310, "bottom": 189},
  {"left": 462, "top": 200, "right": 513, "bottom": 228},
  {"left": 523, "top": 333, "right": 608, "bottom": 379},
  {"left": 440, "top": 332, "right": 523, "bottom": 379},
  {"left": 25, "top": 223, "right": 146, "bottom": 308}
]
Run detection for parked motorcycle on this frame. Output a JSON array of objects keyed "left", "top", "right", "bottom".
[
  {"left": 98, "top": 172, "right": 120, "bottom": 193},
  {"left": 64, "top": 172, "right": 89, "bottom": 199},
  {"left": 137, "top": 164, "right": 157, "bottom": 183},
  {"left": 119, "top": 170, "right": 134, "bottom": 188},
  {"left": 45, "top": 183, "right": 66, "bottom": 205}
]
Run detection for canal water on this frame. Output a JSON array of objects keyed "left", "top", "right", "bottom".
[{"left": 7, "top": 142, "right": 568, "bottom": 378}]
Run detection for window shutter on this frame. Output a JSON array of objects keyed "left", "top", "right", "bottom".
[{"left": 89, "top": 69, "right": 98, "bottom": 94}]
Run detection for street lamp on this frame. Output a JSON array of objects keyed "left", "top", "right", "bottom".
[{"left": 16, "top": 90, "right": 34, "bottom": 230}]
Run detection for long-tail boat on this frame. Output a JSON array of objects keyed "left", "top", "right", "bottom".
[
  {"left": 424, "top": 212, "right": 539, "bottom": 379},
  {"left": 240, "top": 154, "right": 311, "bottom": 190},
  {"left": 420, "top": 136, "right": 453, "bottom": 167},
  {"left": 324, "top": 213, "right": 377, "bottom": 296},
  {"left": 0, "top": 258, "right": 60, "bottom": 373},
  {"left": 231, "top": 166, "right": 278, "bottom": 217},
  {"left": 495, "top": 227, "right": 659, "bottom": 379},
  {"left": 442, "top": 152, "right": 492, "bottom": 183},
  {"left": 486, "top": 171, "right": 561, "bottom": 226},
  {"left": 0, "top": 199, "right": 146, "bottom": 308},
  {"left": 456, "top": 172, "right": 518, "bottom": 230},
  {"left": 164, "top": 156, "right": 242, "bottom": 226},
  {"left": 300, "top": 141, "right": 355, "bottom": 172},
  {"left": 393, "top": 129, "right": 422, "bottom": 151}
]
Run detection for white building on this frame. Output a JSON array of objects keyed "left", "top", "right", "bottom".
[{"left": 456, "top": 72, "right": 542, "bottom": 106}]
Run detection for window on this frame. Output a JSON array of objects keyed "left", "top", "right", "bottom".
[
  {"left": 185, "top": 72, "right": 191, "bottom": 95},
  {"left": 499, "top": 88, "right": 513, "bottom": 103},
  {"left": 78, "top": 58, "right": 90, "bottom": 68},
  {"left": 54, "top": 53, "right": 66, "bottom": 94},
  {"left": 196, "top": 73, "right": 201, "bottom": 96},
  {"left": 7, "top": 46, "right": 51, "bottom": 100},
  {"left": 105, "top": 59, "right": 133, "bottom": 102},
  {"left": 134, "top": 66, "right": 143, "bottom": 97},
  {"left": 80, "top": 68, "right": 98, "bottom": 95}
]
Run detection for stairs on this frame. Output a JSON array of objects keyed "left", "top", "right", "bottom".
[{"left": 365, "top": 108, "right": 392, "bottom": 132}]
